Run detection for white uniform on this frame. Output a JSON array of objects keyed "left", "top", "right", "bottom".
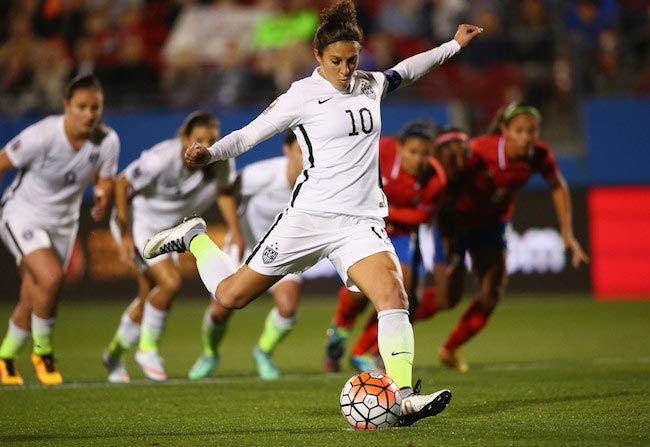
[
  {"left": 208, "top": 40, "right": 461, "bottom": 289},
  {"left": 110, "top": 138, "right": 236, "bottom": 268},
  {"left": 238, "top": 156, "right": 336, "bottom": 284},
  {"left": 0, "top": 115, "right": 120, "bottom": 266}
]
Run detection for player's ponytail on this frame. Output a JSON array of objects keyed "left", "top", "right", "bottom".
[{"left": 313, "top": 0, "right": 363, "bottom": 54}]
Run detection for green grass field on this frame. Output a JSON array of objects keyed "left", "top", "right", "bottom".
[{"left": 1, "top": 293, "right": 648, "bottom": 446}]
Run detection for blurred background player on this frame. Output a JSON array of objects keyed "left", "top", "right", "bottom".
[
  {"left": 0, "top": 75, "right": 119, "bottom": 385},
  {"left": 323, "top": 120, "right": 447, "bottom": 373},
  {"left": 142, "top": 0, "right": 482, "bottom": 426},
  {"left": 102, "top": 111, "right": 242, "bottom": 383},
  {"left": 424, "top": 103, "right": 590, "bottom": 372},
  {"left": 188, "top": 130, "right": 329, "bottom": 380}
]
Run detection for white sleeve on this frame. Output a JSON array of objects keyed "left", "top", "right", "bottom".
[
  {"left": 208, "top": 86, "right": 302, "bottom": 163},
  {"left": 98, "top": 131, "right": 120, "bottom": 179},
  {"left": 123, "top": 147, "right": 166, "bottom": 192},
  {"left": 387, "top": 40, "right": 461, "bottom": 90},
  {"left": 4, "top": 120, "right": 49, "bottom": 168}
]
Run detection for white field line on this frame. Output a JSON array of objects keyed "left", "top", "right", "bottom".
[{"left": 2, "top": 356, "right": 649, "bottom": 392}]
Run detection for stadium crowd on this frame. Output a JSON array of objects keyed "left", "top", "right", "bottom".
[{"left": 1, "top": 0, "right": 649, "bottom": 138}]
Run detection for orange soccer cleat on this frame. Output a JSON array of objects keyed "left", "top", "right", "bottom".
[
  {"left": 438, "top": 347, "right": 469, "bottom": 373},
  {"left": 31, "top": 353, "right": 63, "bottom": 385},
  {"left": 0, "top": 358, "right": 24, "bottom": 385}
]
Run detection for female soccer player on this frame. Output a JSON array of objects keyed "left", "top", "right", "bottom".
[
  {"left": 144, "top": 0, "right": 482, "bottom": 426},
  {"left": 188, "top": 130, "right": 318, "bottom": 381},
  {"left": 323, "top": 120, "right": 447, "bottom": 373},
  {"left": 0, "top": 75, "right": 120, "bottom": 385},
  {"left": 101, "top": 111, "right": 242, "bottom": 383},
  {"left": 430, "top": 104, "right": 590, "bottom": 372}
]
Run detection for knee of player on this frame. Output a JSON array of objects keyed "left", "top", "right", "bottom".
[
  {"left": 215, "top": 288, "right": 247, "bottom": 310},
  {"left": 38, "top": 268, "right": 65, "bottom": 294},
  {"left": 158, "top": 272, "right": 183, "bottom": 294}
]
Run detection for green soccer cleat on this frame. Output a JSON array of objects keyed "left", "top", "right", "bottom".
[
  {"left": 323, "top": 324, "right": 348, "bottom": 373},
  {"left": 188, "top": 354, "right": 220, "bottom": 380},
  {"left": 349, "top": 354, "right": 384, "bottom": 373},
  {"left": 253, "top": 345, "right": 280, "bottom": 380}
]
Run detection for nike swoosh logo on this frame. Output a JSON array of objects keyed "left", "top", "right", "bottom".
[
  {"left": 318, "top": 97, "right": 332, "bottom": 104},
  {"left": 391, "top": 351, "right": 413, "bottom": 356}
]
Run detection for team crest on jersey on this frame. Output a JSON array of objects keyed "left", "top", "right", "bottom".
[
  {"left": 263, "top": 98, "right": 279, "bottom": 115},
  {"left": 360, "top": 81, "right": 376, "bottom": 100},
  {"left": 89, "top": 152, "right": 100, "bottom": 166},
  {"left": 262, "top": 243, "right": 279, "bottom": 264},
  {"left": 22, "top": 230, "right": 33, "bottom": 241}
]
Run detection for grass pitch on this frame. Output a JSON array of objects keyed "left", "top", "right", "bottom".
[{"left": 1, "top": 293, "right": 648, "bottom": 446}]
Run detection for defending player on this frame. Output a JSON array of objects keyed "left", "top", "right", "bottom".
[
  {"left": 101, "top": 111, "right": 243, "bottom": 383},
  {"left": 188, "top": 130, "right": 322, "bottom": 380},
  {"left": 430, "top": 103, "right": 590, "bottom": 372},
  {"left": 143, "top": 0, "right": 482, "bottom": 426},
  {"left": 323, "top": 120, "right": 447, "bottom": 373},
  {"left": 0, "top": 75, "right": 119, "bottom": 385}
]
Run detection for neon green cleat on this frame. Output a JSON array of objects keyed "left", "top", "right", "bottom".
[
  {"left": 253, "top": 345, "right": 280, "bottom": 380},
  {"left": 188, "top": 354, "right": 220, "bottom": 380}
]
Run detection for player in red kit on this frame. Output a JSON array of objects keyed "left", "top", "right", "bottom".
[
  {"left": 420, "top": 103, "right": 589, "bottom": 372},
  {"left": 324, "top": 120, "right": 447, "bottom": 372}
]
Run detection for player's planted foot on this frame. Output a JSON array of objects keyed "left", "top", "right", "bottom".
[
  {"left": 135, "top": 350, "right": 167, "bottom": 381},
  {"left": 349, "top": 354, "right": 383, "bottom": 373},
  {"left": 102, "top": 349, "right": 130, "bottom": 383},
  {"left": 188, "top": 354, "right": 220, "bottom": 380},
  {"left": 397, "top": 381, "right": 452, "bottom": 427},
  {"left": 0, "top": 358, "right": 24, "bottom": 385},
  {"left": 143, "top": 215, "right": 206, "bottom": 259},
  {"left": 253, "top": 345, "right": 280, "bottom": 380},
  {"left": 439, "top": 347, "right": 469, "bottom": 373},
  {"left": 31, "top": 353, "right": 63, "bottom": 385},
  {"left": 324, "top": 324, "right": 348, "bottom": 372}
]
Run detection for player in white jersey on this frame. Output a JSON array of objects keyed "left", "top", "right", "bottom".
[
  {"left": 100, "top": 111, "right": 242, "bottom": 383},
  {"left": 144, "top": 0, "right": 482, "bottom": 426},
  {"left": 188, "top": 130, "right": 312, "bottom": 380},
  {"left": 0, "top": 75, "right": 119, "bottom": 385}
]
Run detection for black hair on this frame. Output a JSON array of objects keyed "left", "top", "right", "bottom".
[
  {"left": 284, "top": 130, "right": 297, "bottom": 146},
  {"left": 396, "top": 120, "right": 437, "bottom": 144},
  {"left": 178, "top": 111, "right": 220, "bottom": 137},
  {"left": 313, "top": 0, "right": 363, "bottom": 54},
  {"left": 64, "top": 74, "right": 103, "bottom": 101}
]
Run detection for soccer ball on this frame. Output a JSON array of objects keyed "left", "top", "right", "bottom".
[{"left": 339, "top": 371, "right": 402, "bottom": 430}]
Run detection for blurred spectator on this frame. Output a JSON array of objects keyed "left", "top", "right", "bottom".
[
  {"left": 30, "top": 38, "right": 72, "bottom": 112},
  {"left": 376, "top": 0, "right": 429, "bottom": 37},
  {"left": 68, "top": 35, "right": 101, "bottom": 80}
]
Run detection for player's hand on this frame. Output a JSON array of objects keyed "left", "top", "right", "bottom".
[
  {"left": 184, "top": 142, "right": 212, "bottom": 168},
  {"left": 119, "top": 234, "right": 138, "bottom": 271},
  {"left": 454, "top": 24, "right": 483, "bottom": 48},
  {"left": 224, "top": 230, "right": 245, "bottom": 262},
  {"left": 90, "top": 186, "right": 109, "bottom": 221},
  {"left": 566, "top": 236, "right": 590, "bottom": 268}
]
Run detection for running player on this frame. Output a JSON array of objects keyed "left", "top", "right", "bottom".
[
  {"left": 323, "top": 120, "right": 447, "bottom": 373},
  {"left": 143, "top": 0, "right": 482, "bottom": 426},
  {"left": 0, "top": 75, "right": 120, "bottom": 385},
  {"left": 430, "top": 104, "right": 589, "bottom": 372},
  {"left": 188, "top": 130, "right": 318, "bottom": 380},
  {"left": 101, "top": 111, "right": 242, "bottom": 383}
]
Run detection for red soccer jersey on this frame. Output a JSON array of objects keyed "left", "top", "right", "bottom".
[
  {"left": 379, "top": 137, "right": 447, "bottom": 236},
  {"left": 453, "top": 134, "right": 558, "bottom": 227}
]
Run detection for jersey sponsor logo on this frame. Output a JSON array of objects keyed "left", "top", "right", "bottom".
[
  {"left": 318, "top": 97, "right": 332, "bottom": 104},
  {"left": 262, "top": 243, "right": 279, "bottom": 264},
  {"left": 263, "top": 98, "right": 279, "bottom": 114},
  {"left": 360, "top": 81, "right": 376, "bottom": 100},
  {"left": 10, "top": 140, "right": 21, "bottom": 151}
]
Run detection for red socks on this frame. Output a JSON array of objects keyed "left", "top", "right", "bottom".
[
  {"left": 412, "top": 287, "right": 437, "bottom": 322},
  {"left": 334, "top": 287, "right": 368, "bottom": 329},
  {"left": 351, "top": 312, "right": 379, "bottom": 356},
  {"left": 443, "top": 297, "right": 493, "bottom": 351}
]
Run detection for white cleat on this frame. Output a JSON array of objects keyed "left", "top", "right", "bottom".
[
  {"left": 135, "top": 350, "right": 167, "bottom": 382},
  {"left": 397, "top": 388, "right": 452, "bottom": 426},
  {"left": 102, "top": 349, "right": 130, "bottom": 384},
  {"left": 142, "top": 216, "right": 206, "bottom": 259}
]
